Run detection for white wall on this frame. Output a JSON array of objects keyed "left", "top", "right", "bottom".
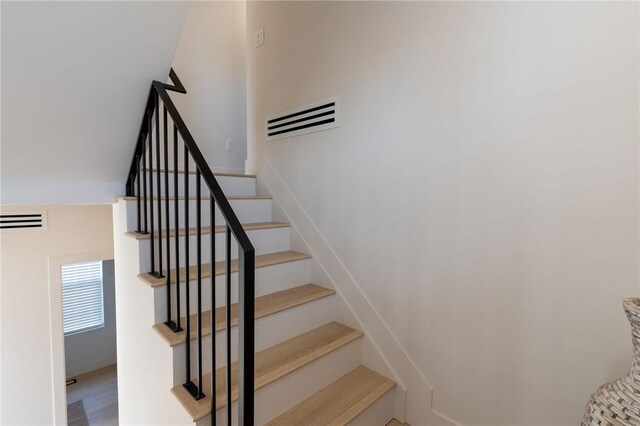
[
  {"left": 112, "top": 200, "right": 194, "bottom": 426},
  {"left": 1, "top": 1, "right": 187, "bottom": 204},
  {"left": 0, "top": 205, "right": 114, "bottom": 425},
  {"left": 170, "top": 1, "right": 247, "bottom": 173},
  {"left": 64, "top": 260, "right": 116, "bottom": 379},
  {"left": 246, "top": 2, "right": 640, "bottom": 425}
]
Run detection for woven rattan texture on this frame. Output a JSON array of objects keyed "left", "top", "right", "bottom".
[{"left": 583, "top": 299, "right": 640, "bottom": 426}]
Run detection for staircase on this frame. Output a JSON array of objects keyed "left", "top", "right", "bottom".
[{"left": 113, "top": 70, "right": 398, "bottom": 425}]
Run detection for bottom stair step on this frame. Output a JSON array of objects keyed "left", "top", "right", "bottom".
[
  {"left": 171, "top": 322, "right": 363, "bottom": 421},
  {"left": 266, "top": 365, "right": 396, "bottom": 426}
]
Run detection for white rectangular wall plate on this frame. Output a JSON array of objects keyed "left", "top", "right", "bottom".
[{"left": 255, "top": 28, "right": 264, "bottom": 48}]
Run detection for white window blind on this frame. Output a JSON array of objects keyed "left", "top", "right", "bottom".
[{"left": 61, "top": 261, "right": 104, "bottom": 335}]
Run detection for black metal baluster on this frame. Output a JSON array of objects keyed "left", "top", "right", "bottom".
[
  {"left": 164, "top": 105, "right": 174, "bottom": 330},
  {"left": 136, "top": 137, "right": 142, "bottom": 233},
  {"left": 210, "top": 194, "right": 216, "bottom": 426},
  {"left": 155, "top": 93, "right": 164, "bottom": 279},
  {"left": 238, "top": 247, "right": 255, "bottom": 426},
  {"left": 184, "top": 147, "right": 191, "bottom": 388},
  {"left": 183, "top": 150, "right": 204, "bottom": 400},
  {"left": 174, "top": 124, "right": 182, "bottom": 332},
  {"left": 142, "top": 131, "right": 148, "bottom": 234},
  {"left": 148, "top": 109, "right": 156, "bottom": 274},
  {"left": 225, "top": 226, "right": 232, "bottom": 424},
  {"left": 196, "top": 169, "right": 204, "bottom": 398}
]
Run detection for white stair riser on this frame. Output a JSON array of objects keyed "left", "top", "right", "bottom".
[
  {"left": 348, "top": 388, "right": 395, "bottom": 426},
  {"left": 193, "top": 341, "right": 363, "bottom": 426},
  {"left": 170, "top": 296, "right": 338, "bottom": 383},
  {"left": 151, "top": 259, "right": 312, "bottom": 323},
  {"left": 123, "top": 199, "right": 272, "bottom": 232},
  {"left": 137, "top": 226, "right": 290, "bottom": 267},
  {"left": 147, "top": 173, "right": 256, "bottom": 198}
]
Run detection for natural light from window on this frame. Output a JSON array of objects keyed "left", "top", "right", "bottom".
[{"left": 61, "top": 260, "right": 105, "bottom": 336}]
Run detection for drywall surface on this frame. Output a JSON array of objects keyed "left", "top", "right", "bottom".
[
  {"left": 170, "top": 1, "right": 247, "bottom": 173},
  {"left": 1, "top": 1, "right": 187, "bottom": 204},
  {"left": 0, "top": 204, "right": 114, "bottom": 425},
  {"left": 246, "top": 2, "right": 640, "bottom": 424},
  {"left": 64, "top": 260, "right": 116, "bottom": 378},
  {"left": 112, "top": 200, "right": 194, "bottom": 426}
]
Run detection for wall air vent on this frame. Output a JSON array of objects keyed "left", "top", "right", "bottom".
[
  {"left": 266, "top": 97, "right": 339, "bottom": 142},
  {"left": 0, "top": 212, "right": 47, "bottom": 231}
]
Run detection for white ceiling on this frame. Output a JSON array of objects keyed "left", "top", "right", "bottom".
[{"left": 1, "top": 1, "right": 188, "bottom": 204}]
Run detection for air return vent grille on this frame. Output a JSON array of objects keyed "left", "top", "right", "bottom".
[
  {"left": 0, "top": 212, "right": 47, "bottom": 231},
  {"left": 266, "top": 97, "right": 339, "bottom": 142}
]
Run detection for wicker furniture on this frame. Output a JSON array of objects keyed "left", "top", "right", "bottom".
[{"left": 583, "top": 298, "right": 640, "bottom": 425}]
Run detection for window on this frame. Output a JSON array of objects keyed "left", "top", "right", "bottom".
[{"left": 61, "top": 261, "right": 104, "bottom": 335}]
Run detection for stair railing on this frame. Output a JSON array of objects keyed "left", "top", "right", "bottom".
[{"left": 125, "top": 69, "right": 255, "bottom": 426}]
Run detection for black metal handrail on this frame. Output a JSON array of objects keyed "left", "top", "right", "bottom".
[{"left": 126, "top": 69, "right": 255, "bottom": 425}]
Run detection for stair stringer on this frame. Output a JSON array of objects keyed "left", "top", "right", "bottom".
[
  {"left": 249, "top": 158, "right": 460, "bottom": 426},
  {"left": 113, "top": 199, "right": 194, "bottom": 425}
]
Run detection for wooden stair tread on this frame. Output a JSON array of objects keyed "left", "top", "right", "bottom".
[
  {"left": 153, "top": 284, "right": 335, "bottom": 347},
  {"left": 138, "top": 250, "right": 312, "bottom": 287},
  {"left": 266, "top": 365, "right": 396, "bottom": 426},
  {"left": 125, "top": 222, "right": 289, "bottom": 240},
  {"left": 171, "top": 322, "right": 364, "bottom": 421},
  {"left": 117, "top": 195, "right": 271, "bottom": 201},
  {"left": 143, "top": 168, "right": 256, "bottom": 178}
]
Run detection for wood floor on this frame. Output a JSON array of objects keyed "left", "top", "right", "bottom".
[{"left": 67, "top": 364, "right": 118, "bottom": 426}]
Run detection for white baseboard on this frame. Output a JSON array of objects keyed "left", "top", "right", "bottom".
[
  {"left": 252, "top": 157, "right": 461, "bottom": 426},
  {"left": 66, "top": 358, "right": 116, "bottom": 379}
]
